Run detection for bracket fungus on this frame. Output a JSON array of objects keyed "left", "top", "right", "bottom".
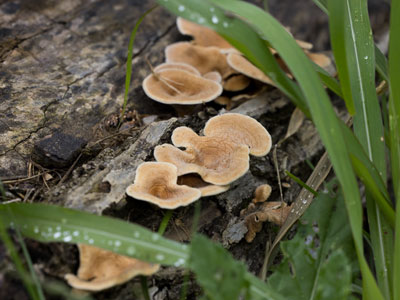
[
  {"left": 177, "top": 174, "right": 230, "bottom": 197},
  {"left": 204, "top": 113, "right": 272, "bottom": 156},
  {"left": 176, "top": 17, "right": 233, "bottom": 50},
  {"left": 240, "top": 184, "right": 291, "bottom": 243},
  {"left": 126, "top": 162, "right": 201, "bottom": 209},
  {"left": 165, "top": 42, "right": 235, "bottom": 79},
  {"left": 153, "top": 62, "right": 201, "bottom": 76},
  {"left": 154, "top": 126, "right": 250, "bottom": 185},
  {"left": 65, "top": 244, "right": 159, "bottom": 292},
  {"left": 142, "top": 68, "right": 223, "bottom": 105},
  {"left": 226, "top": 53, "right": 276, "bottom": 86}
]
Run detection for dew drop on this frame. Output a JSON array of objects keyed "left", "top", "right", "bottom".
[
  {"left": 210, "top": 7, "right": 215, "bottom": 12},
  {"left": 34, "top": 227, "right": 39, "bottom": 234},
  {"left": 114, "top": 240, "right": 121, "bottom": 247},
  {"left": 198, "top": 17, "right": 205, "bottom": 24},
  {"left": 134, "top": 232, "right": 140, "bottom": 238},
  {"left": 53, "top": 232, "right": 61, "bottom": 239},
  {"left": 174, "top": 258, "right": 186, "bottom": 267},
  {"left": 73, "top": 231, "right": 80, "bottom": 237},
  {"left": 152, "top": 233, "right": 160, "bottom": 241},
  {"left": 156, "top": 254, "right": 165, "bottom": 261},
  {"left": 63, "top": 236, "right": 72, "bottom": 242},
  {"left": 178, "top": 5, "right": 185, "bottom": 12},
  {"left": 88, "top": 239, "right": 94, "bottom": 244},
  {"left": 364, "top": 55, "right": 368, "bottom": 60},
  {"left": 127, "top": 246, "right": 136, "bottom": 255},
  {"left": 211, "top": 16, "right": 219, "bottom": 24},
  {"left": 223, "top": 21, "right": 229, "bottom": 28},
  {"left": 56, "top": 226, "right": 61, "bottom": 231}
]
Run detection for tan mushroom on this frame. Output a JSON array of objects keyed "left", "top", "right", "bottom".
[
  {"left": 204, "top": 113, "right": 272, "bottom": 156},
  {"left": 306, "top": 52, "right": 331, "bottom": 69},
  {"left": 126, "top": 162, "right": 201, "bottom": 209},
  {"left": 226, "top": 53, "right": 276, "bottom": 86},
  {"left": 223, "top": 74, "right": 251, "bottom": 92},
  {"left": 165, "top": 42, "right": 235, "bottom": 79},
  {"left": 154, "top": 62, "right": 201, "bottom": 76},
  {"left": 252, "top": 184, "right": 272, "bottom": 203},
  {"left": 176, "top": 17, "right": 233, "bottom": 50},
  {"left": 177, "top": 174, "right": 230, "bottom": 196},
  {"left": 203, "top": 71, "right": 222, "bottom": 83},
  {"left": 65, "top": 244, "right": 159, "bottom": 292},
  {"left": 154, "top": 127, "right": 250, "bottom": 185},
  {"left": 142, "top": 68, "right": 222, "bottom": 105},
  {"left": 240, "top": 184, "right": 290, "bottom": 242}
]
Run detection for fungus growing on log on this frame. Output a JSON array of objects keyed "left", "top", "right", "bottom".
[
  {"left": 154, "top": 127, "right": 250, "bottom": 185},
  {"left": 65, "top": 244, "right": 159, "bottom": 291},
  {"left": 240, "top": 184, "right": 291, "bottom": 243},
  {"left": 153, "top": 62, "right": 201, "bottom": 75},
  {"left": 226, "top": 53, "right": 276, "bottom": 86},
  {"left": 142, "top": 68, "right": 223, "bottom": 105},
  {"left": 177, "top": 174, "right": 230, "bottom": 196},
  {"left": 223, "top": 74, "right": 251, "bottom": 92},
  {"left": 126, "top": 162, "right": 201, "bottom": 209},
  {"left": 165, "top": 42, "right": 234, "bottom": 78},
  {"left": 176, "top": 17, "right": 233, "bottom": 50},
  {"left": 204, "top": 113, "right": 272, "bottom": 156}
]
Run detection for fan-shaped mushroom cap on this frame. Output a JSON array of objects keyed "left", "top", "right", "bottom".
[
  {"left": 176, "top": 17, "right": 233, "bottom": 50},
  {"left": 203, "top": 71, "right": 222, "bottom": 83},
  {"left": 154, "top": 62, "right": 201, "bottom": 76},
  {"left": 165, "top": 42, "right": 235, "bottom": 78},
  {"left": 65, "top": 244, "right": 159, "bottom": 291},
  {"left": 142, "top": 69, "right": 222, "bottom": 105},
  {"left": 227, "top": 53, "right": 276, "bottom": 86},
  {"left": 306, "top": 52, "right": 331, "bottom": 69},
  {"left": 178, "top": 174, "right": 230, "bottom": 196},
  {"left": 223, "top": 74, "right": 251, "bottom": 92},
  {"left": 126, "top": 162, "right": 201, "bottom": 209},
  {"left": 154, "top": 128, "right": 250, "bottom": 185},
  {"left": 204, "top": 113, "right": 272, "bottom": 156},
  {"left": 252, "top": 184, "right": 272, "bottom": 203}
]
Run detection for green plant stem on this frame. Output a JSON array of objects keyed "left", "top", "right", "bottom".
[
  {"left": 119, "top": 5, "right": 158, "bottom": 126},
  {"left": 140, "top": 276, "right": 151, "bottom": 300},
  {"left": 158, "top": 210, "right": 173, "bottom": 236},
  {"left": 285, "top": 171, "right": 318, "bottom": 196}
]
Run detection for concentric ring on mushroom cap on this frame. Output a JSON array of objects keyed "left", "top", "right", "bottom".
[
  {"left": 154, "top": 62, "right": 201, "bottom": 76},
  {"left": 204, "top": 113, "right": 272, "bottom": 156},
  {"left": 65, "top": 244, "right": 159, "bottom": 292},
  {"left": 154, "top": 128, "right": 250, "bottom": 185},
  {"left": 126, "top": 162, "right": 201, "bottom": 209},
  {"left": 165, "top": 42, "right": 235, "bottom": 78},
  {"left": 142, "top": 68, "right": 222, "bottom": 105}
]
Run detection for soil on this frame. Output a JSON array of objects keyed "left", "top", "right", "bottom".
[{"left": 0, "top": 0, "right": 390, "bottom": 299}]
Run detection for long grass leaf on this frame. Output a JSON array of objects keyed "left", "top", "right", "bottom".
[
  {"left": 388, "top": 0, "right": 400, "bottom": 297},
  {"left": 0, "top": 203, "right": 189, "bottom": 266},
  {"left": 328, "top": 0, "right": 392, "bottom": 297}
]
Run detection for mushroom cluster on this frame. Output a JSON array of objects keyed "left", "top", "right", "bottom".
[
  {"left": 126, "top": 113, "right": 272, "bottom": 209},
  {"left": 142, "top": 17, "right": 332, "bottom": 110}
]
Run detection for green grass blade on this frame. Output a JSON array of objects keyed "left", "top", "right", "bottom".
[
  {"left": 0, "top": 183, "right": 43, "bottom": 300},
  {"left": 313, "top": 63, "right": 344, "bottom": 98},
  {"left": 375, "top": 45, "right": 389, "bottom": 82},
  {"left": 313, "top": 0, "right": 390, "bottom": 82},
  {"left": 285, "top": 170, "right": 318, "bottom": 196},
  {"left": 120, "top": 5, "right": 158, "bottom": 124},
  {"left": 388, "top": 0, "right": 400, "bottom": 297},
  {"left": 0, "top": 203, "right": 189, "bottom": 267},
  {"left": 155, "top": 0, "right": 310, "bottom": 116},
  {"left": 328, "top": 0, "right": 392, "bottom": 297}
]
